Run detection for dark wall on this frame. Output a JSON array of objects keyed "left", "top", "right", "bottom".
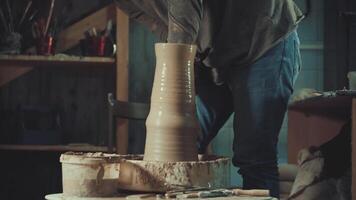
[
  {"left": 0, "top": 0, "right": 158, "bottom": 150},
  {"left": 0, "top": 67, "right": 115, "bottom": 145},
  {"left": 324, "top": 0, "right": 356, "bottom": 90},
  {"left": 0, "top": 0, "right": 115, "bottom": 146},
  {"left": 0, "top": 0, "right": 158, "bottom": 199},
  {"left": 0, "top": 151, "right": 62, "bottom": 200}
]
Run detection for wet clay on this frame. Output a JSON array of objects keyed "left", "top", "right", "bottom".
[
  {"left": 144, "top": 43, "right": 199, "bottom": 162},
  {"left": 60, "top": 152, "right": 231, "bottom": 194},
  {"left": 118, "top": 155, "right": 230, "bottom": 192}
]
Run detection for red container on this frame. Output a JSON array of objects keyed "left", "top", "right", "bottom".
[
  {"left": 36, "top": 36, "right": 55, "bottom": 55},
  {"left": 96, "top": 36, "right": 106, "bottom": 56},
  {"left": 80, "top": 36, "right": 111, "bottom": 56}
]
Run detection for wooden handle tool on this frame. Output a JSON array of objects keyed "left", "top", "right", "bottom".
[
  {"left": 178, "top": 190, "right": 230, "bottom": 198},
  {"left": 45, "top": 0, "right": 55, "bottom": 35},
  {"left": 231, "top": 189, "right": 270, "bottom": 197}
]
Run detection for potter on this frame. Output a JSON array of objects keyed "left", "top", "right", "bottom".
[{"left": 115, "top": 0, "right": 303, "bottom": 198}]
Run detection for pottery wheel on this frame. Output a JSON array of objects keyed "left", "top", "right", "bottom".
[{"left": 117, "top": 155, "right": 230, "bottom": 192}]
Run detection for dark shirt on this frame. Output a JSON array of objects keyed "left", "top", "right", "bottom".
[{"left": 115, "top": 0, "right": 303, "bottom": 83}]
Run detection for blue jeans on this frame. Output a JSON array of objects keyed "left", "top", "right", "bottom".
[{"left": 196, "top": 31, "right": 301, "bottom": 198}]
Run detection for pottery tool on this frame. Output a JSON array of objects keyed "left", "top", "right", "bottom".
[
  {"left": 48, "top": 17, "right": 58, "bottom": 36},
  {"left": 0, "top": 7, "right": 9, "bottom": 33},
  {"left": 173, "top": 188, "right": 270, "bottom": 198},
  {"left": 177, "top": 189, "right": 230, "bottom": 198},
  {"left": 32, "top": 22, "right": 42, "bottom": 39},
  {"left": 231, "top": 189, "right": 270, "bottom": 197},
  {"left": 28, "top": 10, "right": 38, "bottom": 22},
  {"left": 84, "top": 27, "right": 97, "bottom": 38},
  {"left": 126, "top": 193, "right": 162, "bottom": 200},
  {"left": 38, "top": 18, "right": 46, "bottom": 37},
  {"left": 44, "top": 0, "right": 56, "bottom": 36},
  {"left": 104, "top": 20, "right": 113, "bottom": 37},
  {"left": 165, "top": 186, "right": 209, "bottom": 198},
  {"left": 89, "top": 27, "right": 97, "bottom": 37},
  {"left": 167, "top": 183, "right": 209, "bottom": 190},
  {"left": 5, "top": 0, "right": 13, "bottom": 31},
  {"left": 84, "top": 29, "right": 91, "bottom": 39},
  {"left": 17, "top": 1, "right": 33, "bottom": 29}
]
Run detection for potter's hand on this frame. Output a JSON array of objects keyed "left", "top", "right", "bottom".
[{"left": 197, "top": 131, "right": 217, "bottom": 154}]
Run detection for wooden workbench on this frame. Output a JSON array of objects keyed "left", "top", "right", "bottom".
[{"left": 287, "top": 90, "right": 356, "bottom": 199}]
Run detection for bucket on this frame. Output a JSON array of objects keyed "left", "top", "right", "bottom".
[{"left": 60, "top": 152, "right": 127, "bottom": 197}]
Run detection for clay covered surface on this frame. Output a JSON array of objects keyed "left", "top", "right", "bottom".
[
  {"left": 118, "top": 155, "right": 230, "bottom": 192},
  {"left": 60, "top": 152, "right": 230, "bottom": 195}
]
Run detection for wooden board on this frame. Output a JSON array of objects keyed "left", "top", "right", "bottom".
[
  {"left": 288, "top": 95, "right": 351, "bottom": 119},
  {"left": 56, "top": 4, "right": 116, "bottom": 52},
  {"left": 287, "top": 93, "right": 352, "bottom": 163},
  {"left": 287, "top": 110, "right": 346, "bottom": 163},
  {"left": 0, "top": 144, "right": 109, "bottom": 152},
  {"left": 0, "top": 55, "right": 114, "bottom": 86},
  {"left": 115, "top": 8, "right": 129, "bottom": 154},
  {"left": 0, "top": 66, "right": 32, "bottom": 87},
  {"left": 0, "top": 55, "right": 115, "bottom": 68},
  {"left": 352, "top": 99, "right": 356, "bottom": 200}
]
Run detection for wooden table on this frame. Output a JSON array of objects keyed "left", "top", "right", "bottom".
[
  {"left": 287, "top": 90, "right": 356, "bottom": 199},
  {"left": 45, "top": 193, "right": 277, "bottom": 200}
]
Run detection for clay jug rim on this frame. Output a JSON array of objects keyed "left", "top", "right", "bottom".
[
  {"left": 155, "top": 43, "right": 197, "bottom": 48},
  {"left": 154, "top": 43, "right": 197, "bottom": 58}
]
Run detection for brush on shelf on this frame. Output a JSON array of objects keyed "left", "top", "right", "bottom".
[
  {"left": 31, "top": 0, "right": 57, "bottom": 39},
  {"left": 5, "top": 0, "right": 14, "bottom": 32},
  {"left": 0, "top": 0, "right": 37, "bottom": 34},
  {"left": 17, "top": 1, "right": 33, "bottom": 29},
  {"left": 44, "top": 0, "right": 55, "bottom": 36},
  {"left": 84, "top": 20, "right": 113, "bottom": 39},
  {"left": 0, "top": 7, "right": 8, "bottom": 33}
]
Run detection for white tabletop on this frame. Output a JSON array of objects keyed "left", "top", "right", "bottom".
[{"left": 45, "top": 193, "right": 277, "bottom": 200}]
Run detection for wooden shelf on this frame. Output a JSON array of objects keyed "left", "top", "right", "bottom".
[
  {"left": 0, "top": 144, "right": 109, "bottom": 152},
  {"left": 288, "top": 90, "right": 356, "bottom": 119},
  {"left": 0, "top": 55, "right": 115, "bottom": 68},
  {"left": 0, "top": 6, "right": 129, "bottom": 155}
]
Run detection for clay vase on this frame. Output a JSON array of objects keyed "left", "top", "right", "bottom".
[{"left": 144, "top": 43, "right": 199, "bottom": 162}]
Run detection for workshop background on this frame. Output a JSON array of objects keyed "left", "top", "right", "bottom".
[{"left": 0, "top": 0, "right": 355, "bottom": 199}]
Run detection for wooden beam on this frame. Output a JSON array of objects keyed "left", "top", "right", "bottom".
[
  {"left": 0, "top": 144, "right": 109, "bottom": 152},
  {"left": 56, "top": 4, "right": 116, "bottom": 53},
  {"left": 0, "top": 55, "right": 115, "bottom": 68},
  {"left": 0, "top": 55, "right": 114, "bottom": 87},
  {"left": 115, "top": 7, "right": 129, "bottom": 154},
  {"left": 0, "top": 66, "right": 33, "bottom": 87},
  {"left": 352, "top": 99, "right": 356, "bottom": 200}
]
